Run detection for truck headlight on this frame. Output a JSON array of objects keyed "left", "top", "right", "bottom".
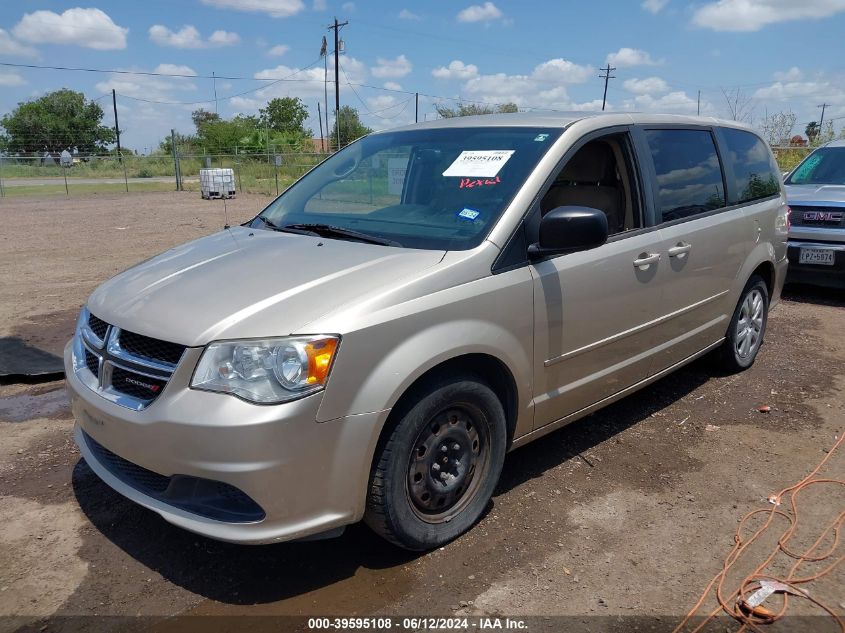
[{"left": 191, "top": 336, "right": 339, "bottom": 404}]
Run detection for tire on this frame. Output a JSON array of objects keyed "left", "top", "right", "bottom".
[
  {"left": 717, "top": 275, "right": 769, "bottom": 372},
  {"left": 364, "top": 377, "right": 507, "bottom": 550}
]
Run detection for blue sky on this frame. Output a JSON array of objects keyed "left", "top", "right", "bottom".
[{"left": 1, "top": 0, "right": 844, "bottom": 152}]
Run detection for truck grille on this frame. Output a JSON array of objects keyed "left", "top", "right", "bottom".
[
  {"left": 75, "top": 310, "right": 187, "bottom": 410},
  {"left": 790, "top": 205, "right": 845, "bottom": 228}
]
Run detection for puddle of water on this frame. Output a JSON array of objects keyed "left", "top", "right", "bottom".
[{"left": 0, "top": 389, "right": 69, "bottom": 423}]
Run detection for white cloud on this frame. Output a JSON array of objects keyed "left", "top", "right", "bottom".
[
  {"left": 773, "top": 66, "right": 802, "bottom": 81},
  {"left": 154, "top": 64, "right": 198, "bottom": 77},
  {"left": 627, "top": 91, "right": 703, "bottom": 114},
  {"left": 383, "top": 81, "right": 403, "bottom": 91},
  {"left": 95, "top": 66, "right": 198, "bottom": 102},
  {"left": 457, "top": 2, "right": 504, "bottom": 23},
  {"left": 200, "top": 0, "right": 305, "bottom": 17},
  {"left": 642, "top": 0, "right": 670, "bottom": 12},
  {"left": 0, "top": 71, "right": 26, "bottom": 87},
  {"left": 459, "top": 58, "right": 594, "bottom": 109},
  {"left": 371, "top": 54, "right": 412, "bottom": 79},
  {"left": 532, "top": 59, "right": 594, "bottom": 83},
  {"left": 623, "top": 76, "right": 670, "bottom": 95},
  {"left": 605, "top": 47, "right": 661, "bottom": 67},
  {"left": 267, "top": 44, "right": 290, "bottom": 56},
  {"left": 209, "top": 30, "right": 240, "bottom": 46},
  {"left": 432, "top": 60, "right": 479, "bottom": 80},
  {"left": 13, "top": 8, "right": 128, "bottom": 50},
  {"left": 692, "top": 0, "right": 845, "bottom": 31},
  {"left": 399, "top": 8, "right": 422, "bottom": 19},
  {"left": 342, "top": 2, "right": 356, "bottom": 10},
  {"left": 149, "top": 24, "right": 239, "bottom": 49},
  {"left": 313, "top": 0, "right": 327, "bottom": 9},
  {"left": 0, "top": 29, "right": 38, "bottom": 57}
]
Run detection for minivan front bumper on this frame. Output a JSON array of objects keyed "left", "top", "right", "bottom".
[{"left": 65, "top": 342, "right": 388, "bottom": 544}]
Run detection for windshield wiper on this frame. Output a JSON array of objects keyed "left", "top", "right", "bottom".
[
  {"left": 257, "top": 216, "right": 321, "bottom": 237},
  {"left": 282, "top": 223, "right": 401, "bottom": 247}
]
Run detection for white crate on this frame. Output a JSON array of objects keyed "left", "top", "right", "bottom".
[{"left": 199, "top": 168, "right": 236, "bottom": 199}]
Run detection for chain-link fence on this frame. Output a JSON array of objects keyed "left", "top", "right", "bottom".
[
  {"left": 0, "top": 152, "right": 330, "bottom": 198},
  {"left": 0, "top": 144, "right": 823, "bottom": 199}
]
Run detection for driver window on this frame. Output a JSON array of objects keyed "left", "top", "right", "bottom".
[{"left": 540, "top": 133, "right": 642, "bottom": 235}]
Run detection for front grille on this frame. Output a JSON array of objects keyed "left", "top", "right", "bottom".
[
  {"left": 119, "top": 330, "right": 186, "bottom": 366},
  {"left": 84, "top": 349, "right": 99, "bottom": 377},
  {"left": 790, "top": 205, "right": 845, "bottom": 228},
  {"left": 75, "top": 311, "right": 186, "bottom": 410},
  {"left": 111, "top": 366, "right": 167, "bottom": 401},
  {"left": 87, "top": 313, "right": 109, "bottom": 340},
  {"left": 82, "top": 430, "right": 265, "bottom": 523}
]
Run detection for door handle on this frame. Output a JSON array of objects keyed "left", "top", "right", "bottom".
[
  {"left": 633, "top": 253, "right": 660, "bottom": 269},
  {"left": 668, "top": 242, "right": 692, "bottom": 258}
]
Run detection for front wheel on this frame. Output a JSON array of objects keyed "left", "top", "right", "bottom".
[
  {"left": 717, "top": 275, "right": 769, "bottom": 372},
  {"left": 364, "top": 377, "right": 507, "bottom": 550}
]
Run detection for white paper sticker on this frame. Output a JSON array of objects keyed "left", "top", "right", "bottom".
[
  {"left": 443, "top": 150, "right": 515, "bottom": 178},
  {"left": 387, "top": 158, "right": 407, "bottom": 195}
]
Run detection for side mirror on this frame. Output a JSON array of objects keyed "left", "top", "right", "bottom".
[{"left": 528, "top": 206, "right": 609, "bottom": 259}]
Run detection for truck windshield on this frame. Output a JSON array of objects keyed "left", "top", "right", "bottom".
[
  {"left": 254, "top": 126, "right": 561, "bottom": 250},
  {"left": 786, "top": 147, "right": 845, "bottom": 186}
]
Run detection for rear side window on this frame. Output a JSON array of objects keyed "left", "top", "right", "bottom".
[
  {"left": 645, "top": 129, "right": 726, "bottom": 222},
  {"left": 720, "top": 128, "right": 781, "bottom": 203}
]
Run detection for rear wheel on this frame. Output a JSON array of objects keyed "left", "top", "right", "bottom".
[
  {"left": 717, "top": 275, "right": 769, "bottom": 372},
  {"left": 364, "top": 377, "right": 506, "bottom": 550}
]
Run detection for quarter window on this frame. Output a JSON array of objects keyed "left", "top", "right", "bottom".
[
  {"left": 720, "top": 128, "right": 781, "bottom": 203},
  {"left": 645, "top": 129, "right": 726, "bottom": 222}
]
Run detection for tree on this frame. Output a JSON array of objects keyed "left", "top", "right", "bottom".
[
  {"left": 0, "top": 89, "right": 116, "bottom": 154},
  {"left": 805, "top": 122, "right": 819, "bottom": 143},
  {"left": 259, "top": 97, "right": 310, "bottom": 135},
  {"left": 720, "top": 87, "right": 753, "bottom": 124},
  {"left": 191, "top": 108, "right": 221, "bottom": 130},
  {"left": 330, "top": 106, "right": 371, "bottom": 148},
  {"left": 759, "top": 110, "right": 796, "bottom": 146},
  {"left": 434, "top": 101, "right": 518, "bottom": 118}
]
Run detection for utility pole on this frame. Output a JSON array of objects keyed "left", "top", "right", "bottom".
[
  {"left": 599, "top": 64, "right": 615, "bottom": 111},
  {"left": 328, "top": 17, "right": 348, "bottom": 151},
  {"left": 170, "top": 129, "right": 182, "bottom": 191},
  {"left": 317, "top": 102, "right": 325, "bottom": 153},
  {"left": 697, "top": 90, "right": 701, "bottom": 116},
  {"left": 415, "top": 92, "right": 419, "bottom": 123},
  {"left": 213, "top": 71, "right": 219, "bottom": 114},
  {"left": 818, "top": 103, "right": 830, "bottom": 130},
  {"left": 112, "top": 89, "right": 122, "bottom": 163}
]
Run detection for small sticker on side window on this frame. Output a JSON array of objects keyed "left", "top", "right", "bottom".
[
  {"left": 457, "top": 208, "right": 481, "bottom": 221},
  {"left": 443, "top": 150, "right": 515, "bottom": 178},
  {"left": 534, "top": 134, "right": 550, "bottom": 142}
]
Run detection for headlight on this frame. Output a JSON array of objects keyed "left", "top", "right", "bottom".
[{"left": 191, "top": 336, "right": 339, "bottom": 404}]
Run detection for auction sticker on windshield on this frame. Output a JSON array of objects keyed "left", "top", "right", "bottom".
[{"left": 443, "top": 150, "right": 515, "bottom": 178}]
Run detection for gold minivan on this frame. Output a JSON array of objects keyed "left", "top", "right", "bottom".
[{"left": 66, "top": 113, "right": 788, "bottom": 550}]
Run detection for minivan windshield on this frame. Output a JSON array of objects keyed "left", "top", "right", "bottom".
[
  {"left": 786, "top": 147, "right": 845, "bottom": 186},
  {"left": 253, "top": 127, "right": 562, "bottom": 250}
]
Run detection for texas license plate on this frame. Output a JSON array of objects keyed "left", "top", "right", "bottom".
[{"left": 799, "top": 247, "right": 835, "bottom": 266}]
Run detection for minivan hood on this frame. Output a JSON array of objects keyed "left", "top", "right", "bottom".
[
  {"left": 785, "top": 183, "right": 845, "bottom": 205},
  {"left": 87, "top": 226, "right": 445, "bottom": 346}
]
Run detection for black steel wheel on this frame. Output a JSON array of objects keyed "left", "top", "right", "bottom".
[{"left": 364, "top": 377, "right": 506, "bottom": 550}]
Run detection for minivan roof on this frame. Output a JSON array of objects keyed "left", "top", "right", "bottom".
[{"left": 384, "top": 111, "right": 756, "bottom": 134}]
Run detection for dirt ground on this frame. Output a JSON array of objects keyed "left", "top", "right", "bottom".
[{"left": 0, "top": 192, "right": 842, "bottom": 633}]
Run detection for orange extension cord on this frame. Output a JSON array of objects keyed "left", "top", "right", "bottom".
[{"left": 673, "top": 431, "right": 844, "bottom": 633}]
